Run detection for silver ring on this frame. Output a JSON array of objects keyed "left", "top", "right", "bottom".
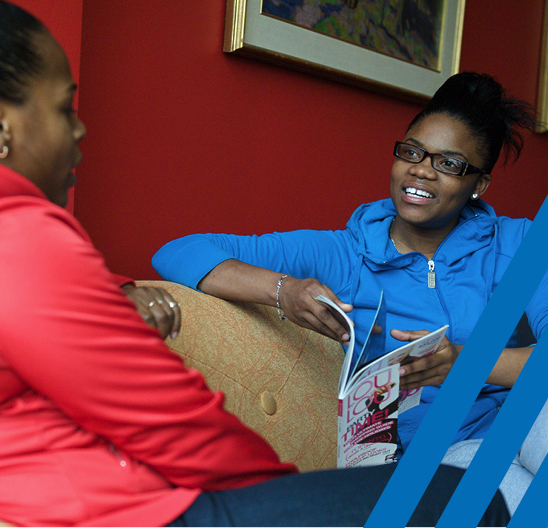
[
  {"left": 168, "top": 301, "right": 179, "bottom": 309},
  {"left": 148, "top": 300, "right": 155, "bottom": 308},
  {"left": 156, "top": 299, "right": 163, "bottom": 305}
]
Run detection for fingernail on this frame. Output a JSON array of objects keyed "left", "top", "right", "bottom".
[
  {"left": 400, "top": 367, "right": 406, "bottom": 376},
  {"left": 171, "top": 331, "right": 179, "bottom": 340},
  {"left": 342, "top": 333, "right": 350, "bottom": 342}
]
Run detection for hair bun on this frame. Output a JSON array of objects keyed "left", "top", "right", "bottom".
[{"left": 407, "top": 71, "right": 538, "bottom": 172}]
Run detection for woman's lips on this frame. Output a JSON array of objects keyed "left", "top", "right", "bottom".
[{"left": 401, "top": 186, "right": 435, "bottom": 204}]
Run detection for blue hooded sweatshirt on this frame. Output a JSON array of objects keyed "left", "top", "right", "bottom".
[{"left": 152, "top": 198, "right": 546, "bottom": 454}]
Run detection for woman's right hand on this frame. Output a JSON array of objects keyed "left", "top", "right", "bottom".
[
  {"left": 122, "top": 283, "right": 181, "bottom": 340},
  {"left": 198, "top": 260, "right": 352, "bottom": 344},
  {"left": 278, "top": 276, "right": 353, "bottom": 344}
]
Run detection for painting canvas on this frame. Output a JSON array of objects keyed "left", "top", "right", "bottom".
[
  {"left": 261, "top": 0, "right": 444, "bottom": 71},
  {"left": 224, "top": 0, "right": 465, "bottom": 101}
]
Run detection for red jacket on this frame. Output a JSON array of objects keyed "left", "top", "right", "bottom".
[{"left": 0, "top": 165, "right": 296, "bottom": 527}]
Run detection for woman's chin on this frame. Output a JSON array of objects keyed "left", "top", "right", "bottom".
[
  {"left": 49, "top": 188, "right": 70, "bottom": 208},
  {"left": 67, "top": 169, "right": 78, "bottom": 189}
]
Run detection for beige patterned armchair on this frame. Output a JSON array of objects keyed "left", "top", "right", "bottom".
[{"left": 138, "top": 280, "right": 345, "bottom": 472}]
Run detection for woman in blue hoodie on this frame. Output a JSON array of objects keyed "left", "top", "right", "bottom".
[{"left": 152, "top": 72, "right": 541, "bottom": 461}]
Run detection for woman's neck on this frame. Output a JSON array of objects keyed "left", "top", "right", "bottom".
[{"left": 389, "top": 217, "right": 457, "bottom": 260}]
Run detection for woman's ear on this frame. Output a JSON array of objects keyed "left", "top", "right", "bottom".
[
  {"left": 0, "top": 112, "right": 12, "bottom": 140},
  {"left": 0, "top": 115, "right": 12, "bottom": 159},
  {"left": 0, "top": 119, "right": 8, "bottom": 159},
  {"left": 472, "top": 173, "right": 491, "bottom": 199}
]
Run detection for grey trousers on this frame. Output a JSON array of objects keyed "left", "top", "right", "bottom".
[{"left": 442, "top": 399, "right": 548, "bottom": 515}]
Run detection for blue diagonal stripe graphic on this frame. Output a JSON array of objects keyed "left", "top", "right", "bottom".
[
  {"left": 363, "top": 196, "right": 548, "bottom": 528},
  {"left": 436, "top": 334, "right": 548, "bottom": 527}
]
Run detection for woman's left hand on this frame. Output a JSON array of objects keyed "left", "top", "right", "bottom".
[
  {"left": 122, "top": 284, "right": 181, "bottom": 340},
  {"left": 390, "top": 329, "right": 463, "bottom": 391}
]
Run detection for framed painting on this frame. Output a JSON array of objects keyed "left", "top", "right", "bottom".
[
  {"left": 224, "top": 0, "right": 466, "bottom": 103},
  {"left": 537, "top": 0, "right": 548, "bottom": 133}
]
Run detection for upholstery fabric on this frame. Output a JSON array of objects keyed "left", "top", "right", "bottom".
[{"left": 138, "top": 280, "right": 345, "bottom": 472}]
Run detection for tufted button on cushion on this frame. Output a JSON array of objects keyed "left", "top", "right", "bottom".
[{"left": 260, "top": 391, "right": 277, "bottom": 415}]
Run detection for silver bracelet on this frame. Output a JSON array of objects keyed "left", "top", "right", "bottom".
[{"left": 276, "top": 274, "right": 288, "bottom": 321}]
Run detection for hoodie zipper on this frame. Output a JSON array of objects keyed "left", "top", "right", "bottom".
[{"left": 428, "top": 260, "right": 435, "bottom": 288}]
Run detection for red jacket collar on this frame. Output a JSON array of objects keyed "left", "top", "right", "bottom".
[{"left": 0, "top": 164, "right": 48, "bottom": 201}]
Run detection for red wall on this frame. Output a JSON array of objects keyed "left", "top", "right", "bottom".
[{"left": 71, "top": 0, "right": 548, "bottom": 279}]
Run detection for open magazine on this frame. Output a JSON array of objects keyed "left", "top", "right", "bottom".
[{"left": 315, "top": 292, "right": 448, "bottom": 468}]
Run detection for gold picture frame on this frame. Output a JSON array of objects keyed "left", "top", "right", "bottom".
[
  {"left": 537, "top": 0, "right": 548, "bottom": 133},
  {"left": 224, "top": 0, "right": 466, "bottom": 103}
]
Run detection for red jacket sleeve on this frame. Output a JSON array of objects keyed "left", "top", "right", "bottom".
[
  {"left": 0, "top": 201, "right": 297, "bottom": 490},
  {"left": 111, "top": 273, "right": 135, "bottom": 288}
]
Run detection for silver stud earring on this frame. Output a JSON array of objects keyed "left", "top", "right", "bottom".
[
  {"left": 471, "top": 193, "right": 479, "bottom": 200},
  {"left": 0, "top": 145, "right": 8, "bottom": 159}
]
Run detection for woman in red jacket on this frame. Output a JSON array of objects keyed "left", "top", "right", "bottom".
[{"left": 0, "top": 2, "right": 509, "bottom": 526}]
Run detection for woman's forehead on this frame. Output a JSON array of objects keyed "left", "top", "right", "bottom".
[
  {"left": 405, "top": 115, "right": 474, "bottom": 147},
  {"left": 404, "top": 114, "right": 483, "bottom": 164},
  {"left": 32, "top": 30, "right": 73, "bottom": 81}
]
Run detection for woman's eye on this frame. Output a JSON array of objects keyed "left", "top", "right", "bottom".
[
  {"left": 440, "top": 158, "right": 462, "bottom": 169},
  {"left": 62, "top": 101, "right": 77, "bottom": 116},
  {"left": 404, "top": 147, "right": 420, "bottom": 158}
]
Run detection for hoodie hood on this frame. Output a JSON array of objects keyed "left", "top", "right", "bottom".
[{"left": 345, "top": 198, "right": 499, "bottom": 270}]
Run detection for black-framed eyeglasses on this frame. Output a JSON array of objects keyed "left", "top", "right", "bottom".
[{"left": 393, "top": 141, "right": 485, "bottom": 177}]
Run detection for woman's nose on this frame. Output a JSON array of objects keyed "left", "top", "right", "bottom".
[
  {"left": 409, "top": 156, "right": 438, "bottom": 179},
  {"left": 73, "top": 116, "right": 86, "bottom": 142}
]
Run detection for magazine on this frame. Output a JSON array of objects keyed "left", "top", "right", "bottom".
[{"left": 315, "top": 292, "right": 448, "bottom": 468}]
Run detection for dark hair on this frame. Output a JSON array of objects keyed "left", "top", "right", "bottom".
[
  {"left": 0, "top": 0, "right": 46, "bottom": 104},
  {"left": 407, "top": 72, "right": 538, "bottom": 173}
]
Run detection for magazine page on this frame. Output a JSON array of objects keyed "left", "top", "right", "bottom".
[
  {"left": 337, "top": 364, "right": 399, "bottom": 468},
  {"left": 315, "top": 292, "right": 386, "bottom": 399},
  {"left": 349, "top": 292, "right": 386, "bottom": 382},
  {"left": 349, "top": 324, "right": 448, "bottom": 412},
  {"left": 314, "top": 294, "right": 356, "bottom": 398}
]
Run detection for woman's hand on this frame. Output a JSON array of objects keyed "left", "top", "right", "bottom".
[
  {"left": 391, "top": 329, "right": 463, "bottom": 390},
  {"left": 122, "top": 284, "right": 181, "bottom": 340},
  {"left": 278, "top": 277, "right": 353, "bottom": 344},
  {"left": 197, "top": 260, "right": 353, "bottom": 344}
]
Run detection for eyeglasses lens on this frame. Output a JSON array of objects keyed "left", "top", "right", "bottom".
[
  {"left": 395, "top": 143, "right": 464, "bottom": 176},
  {"left": 432, "top": 156, "right": 464, "bottom": 175}
]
